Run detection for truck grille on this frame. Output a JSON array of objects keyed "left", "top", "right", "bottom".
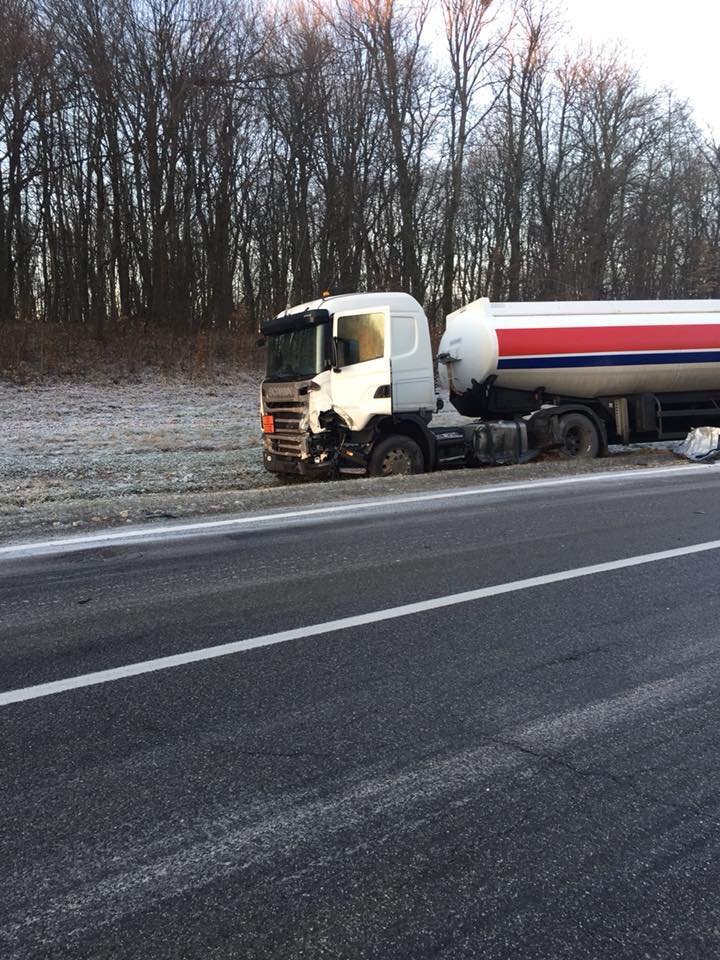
[
  {"left": 262, "top": 395, "right": 309, "bottom": 459},
  {"left": 263, "top": 399, "right": 305, "bottom": 433}
]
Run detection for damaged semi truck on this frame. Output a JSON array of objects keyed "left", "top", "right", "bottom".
[{"left": 259, "top": 292, "right": 720, "bottom": 477}]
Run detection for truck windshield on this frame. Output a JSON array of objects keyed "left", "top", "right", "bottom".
[{"left": 265, "top": 324, "right": 327, "bottom": 381}]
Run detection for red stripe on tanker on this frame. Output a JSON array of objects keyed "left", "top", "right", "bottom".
[{"left": 497, "top": 324, "right": 720, "bottom": 358}]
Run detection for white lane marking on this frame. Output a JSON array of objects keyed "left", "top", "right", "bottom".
[
  {"left": 3, "top": 536, "right": 720, "bottom": 707},
  {"left": 0, "top": 464, "right": 715, "bottom": 561}
]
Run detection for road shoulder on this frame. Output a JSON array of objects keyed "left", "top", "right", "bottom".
[{"left": 0, "top": 447, "right": 699, "bottom": 545}]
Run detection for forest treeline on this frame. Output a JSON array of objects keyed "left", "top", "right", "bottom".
[{"left": 2, "top": 0, "right": 720, "bottom": 349}]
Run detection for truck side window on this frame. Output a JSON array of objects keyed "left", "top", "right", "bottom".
[
  {"left": 336, "top": 312, "right": 385, "bottom": 366},
  {"left": 391, "top": 314, "right": 417, "bottom": 356}
]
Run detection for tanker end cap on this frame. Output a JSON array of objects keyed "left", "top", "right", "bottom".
[{"left": 446, "top": 297, "right": 492, "bottom": 324}]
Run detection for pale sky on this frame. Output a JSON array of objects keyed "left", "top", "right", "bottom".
[{"left": 562, "top": 0, "right": 720, "bottom": 136}]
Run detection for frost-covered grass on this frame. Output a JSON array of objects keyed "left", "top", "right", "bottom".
[{"left": 0, "top": 372, "right": 269, "bottom": 507}]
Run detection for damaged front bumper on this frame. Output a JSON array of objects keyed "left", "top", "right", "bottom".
[
  {"left": 262, "top": 439, "right": 336, "bottom": 476},
  {"left": 262, "top": 432, "right": 368, "bottom": 477},
  {"left": 262, "top": 425, "right": 340, "bottom": 476},
  {"left": 262, "top": 378, "right": 333, "bottom": 476},
  {"left": 261, "top": 378, "right": 366, "bottom": 477}
]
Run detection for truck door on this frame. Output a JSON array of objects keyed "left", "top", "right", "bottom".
[
  {"left": 331, "top": 308, "right": 392, "bottom": 431},
  {"left": 390, "top": 312, "right": 436, "bottom": 413}
]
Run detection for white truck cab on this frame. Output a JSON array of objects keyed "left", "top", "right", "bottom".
[{"left": 260, "top": 292, "right": 440, "bottom": 476}]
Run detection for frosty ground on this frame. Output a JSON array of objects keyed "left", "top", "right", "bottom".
[
  {"left": 2, "top": 373, "right": 266, "bottom": 506},
  {"left": 0, "top": 372, "right": 690, "bottom": 541}
]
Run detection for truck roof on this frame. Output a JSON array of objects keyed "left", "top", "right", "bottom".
[{"left": 275, "top": 292, "right": 422, "bottom": 319}]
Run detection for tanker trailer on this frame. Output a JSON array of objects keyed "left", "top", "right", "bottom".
[{"left": 438, "top": 298, "right": 720, "bottom": 456}]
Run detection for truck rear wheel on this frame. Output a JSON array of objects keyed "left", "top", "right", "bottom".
[
  {"left": 368, "top": 434, "right": 425, "bottom": 477},
  {"left": 558, "top": 412, "right": 600, "bottom": 459}
]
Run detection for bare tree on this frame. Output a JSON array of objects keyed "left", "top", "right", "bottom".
[
  {"left": 440, "top": 0, "right": 505, "bottom": 317},
  {"left": 334, "top": 0, "right": 437, "bottom": 300}
]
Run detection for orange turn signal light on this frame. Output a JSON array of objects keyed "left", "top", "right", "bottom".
[{"left": 261, "top": 414, "right": 275, "bottom": 433}]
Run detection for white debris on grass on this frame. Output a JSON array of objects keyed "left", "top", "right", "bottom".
[{"left": 675, "top": 426, "right": 720, "bottom": 461}]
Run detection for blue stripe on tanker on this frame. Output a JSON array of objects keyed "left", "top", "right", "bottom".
[{"left": 498, "top": 351, "right": 720, "bottom": 369}]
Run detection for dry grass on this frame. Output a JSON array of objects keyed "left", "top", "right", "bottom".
[{"left": 0, "top": 318, "right": 264, "bottom": 382}]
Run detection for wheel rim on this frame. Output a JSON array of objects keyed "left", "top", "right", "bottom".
[
  {"left": 380, "top": 447, "right": 414, "bottom": 475},
  {"left": 564, "top": 427, "right": 583, "bottom": 456}
]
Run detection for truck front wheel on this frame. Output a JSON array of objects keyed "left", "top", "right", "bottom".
[
  {"left": 558, "top": 412, "right": 600, "bottom": 459},
  {"left": 368, "top": 434, "right": 425, "bottom": 477}
]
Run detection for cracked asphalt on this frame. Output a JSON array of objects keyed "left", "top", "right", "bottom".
[{"left": 3, "top": 468, "right": 720, "bottom": 958}]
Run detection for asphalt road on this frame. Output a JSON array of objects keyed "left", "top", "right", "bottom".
[{"left": 3, "top": 467, "right": 720, "bottom": 959}]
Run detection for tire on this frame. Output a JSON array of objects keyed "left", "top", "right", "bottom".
[
  {"left": 558, "top": 412, "right": 600, "bottom": 459},
  {"left": 368, "top": 434, "right": 425, "bottom": 477}
]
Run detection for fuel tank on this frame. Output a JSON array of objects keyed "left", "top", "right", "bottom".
[{"left": 438, "top": 298, "right": 720, "bottom": 408}]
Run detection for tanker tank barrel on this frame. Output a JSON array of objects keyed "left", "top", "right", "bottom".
[{"left": 438, "top": 298, "right": 720, "bottom": 419}]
